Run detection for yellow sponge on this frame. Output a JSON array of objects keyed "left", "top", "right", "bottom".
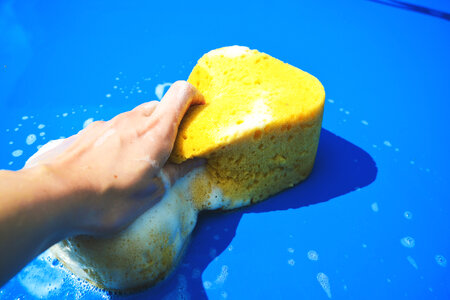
[
  {"left": 170, "top": 46, "right": 325, "bottom": 209},
  {"left": 33, "top": 46, "right": 326, "bottom": 292}
]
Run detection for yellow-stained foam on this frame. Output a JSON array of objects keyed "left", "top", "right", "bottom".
[{"left": 171, "top": 46, "right": 325, "bottom": 208}]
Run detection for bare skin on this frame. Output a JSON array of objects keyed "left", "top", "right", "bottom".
[{"left": 0, "top": 81, "right": 205, "bottom": 287}]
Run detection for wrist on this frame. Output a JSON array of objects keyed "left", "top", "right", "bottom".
[{"left": 20, "top": 164, "right": 84, "bottom": 241}]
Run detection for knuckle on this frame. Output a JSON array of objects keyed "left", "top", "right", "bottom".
[{"left": 172, "top": 80, "right": 195, "bottom": 97}]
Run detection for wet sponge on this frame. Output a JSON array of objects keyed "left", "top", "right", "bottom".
[
  {"left": 170, "top": 46, "right": 325, "bottom": 209},
  {"left": 36, "top": 46, "right": 325, "bottom": 292}
]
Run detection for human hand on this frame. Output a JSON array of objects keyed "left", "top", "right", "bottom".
[{"left": 41, "top": 81, "right": 205, "bottom": 237}]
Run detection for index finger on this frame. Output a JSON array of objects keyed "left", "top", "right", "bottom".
[
  {"left": 144, "top": 81, "right": 205, "bottom": 160},
  {"left": 153, "top": 80, "right": 204, "bottom": 129}
]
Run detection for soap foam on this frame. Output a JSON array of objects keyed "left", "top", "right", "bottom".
[
  {"left": 218, "top": 97, "right": 273, "bottom": 142},
  {"left": 207, "top": 46, "right": 250, "bottom": 58}
]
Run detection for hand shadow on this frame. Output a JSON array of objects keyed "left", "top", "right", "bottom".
[{"left": 118, "top": 128, "right": 378, "bottom": 299}]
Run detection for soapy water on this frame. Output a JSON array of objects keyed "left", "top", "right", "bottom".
[
  {"left": 16, "top": 250, "right": 108, "bottom": 299},
  {"left": 317, "top": 272, "right": 332, "bottom": 299},
  {"left": 2, "top": 77, "right": 443, "bottom": 298}
]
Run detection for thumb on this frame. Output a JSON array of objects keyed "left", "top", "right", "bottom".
[{"left": 160, "top": 158, "right": 206, "bottom": 188}]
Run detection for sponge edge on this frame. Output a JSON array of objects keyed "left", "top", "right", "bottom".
[{"left": 171, "top": 45, "right": 325, "bottom": 209}]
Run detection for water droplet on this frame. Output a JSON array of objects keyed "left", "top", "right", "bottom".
[
  {"left": 215, "top": 265, "right": 228, "bottom": 284},
  {"left": 307, "top": 250, "right": 319, "bottom": 261},
  {"left": 384, "top": 141, "right": 392, "bottom": 147},
  {"left": 12, "top": 149, "right": 23, "bottom": 157},
  {"left": 400, "top": 236, "right": 415, "bottom": 248},
  {"left": 288, "top": 259, "right": 295, "bottom": 266},
  {"left": 83, "top": 118, "right": 94, "bottom": 129},
  {"left": 404, "top": 211, "right": 412, "bottom": 220},
  {"left": 37, "top": 124, "right": 45, "bottom": 130},
  {"left": 435, "top": 255, "right": 447, "bottom": 267},
  {"left": 406, "top": 256, "right": 418, "bottom": 269},
  {"left": 371, "top": 202, "right": 379, "bottom": 212},
  {"left": 328, "top": 99, "right": 334, "bottom": 103},
  {"left": 22, "top": 116, "right": 29, "bottom": 120},
  {"left": 39, "top": 132, "right": 45, "bottom": 137},
  {"left": 203, "top": 281, "right": 212, "bottom": 289},
  {"left": 287, "top": 248, "right": 295, "bottom": 253},
  {"left": 317, "top": 272, "right": 332, "bottom": 298},
  {"left": 105, "top": 94, "right": 111, "bottom": 98},
  {"left": 361, "top": 120, "right": 368, "bottom": 125},
  {"left": 155, "top": 82, "right": 172, "bottom": 100},
  {"left": 26, "top": 134, "right": 36, "bottom": 145}
]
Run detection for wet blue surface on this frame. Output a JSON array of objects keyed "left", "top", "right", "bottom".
[{"left": 1, "top": 0, "right": 449, "bottom": 299}]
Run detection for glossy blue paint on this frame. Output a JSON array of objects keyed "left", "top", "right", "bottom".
[{"left": 1, "top": 0, "right": 449, "bottom": 299}]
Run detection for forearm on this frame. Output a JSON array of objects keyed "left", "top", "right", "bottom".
[{"left": 0, "top": 165, "right": 77, "bottom": 286}]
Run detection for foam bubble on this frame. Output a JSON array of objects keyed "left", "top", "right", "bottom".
[
  {"left": 328, "top": 99, "right": 335, "bottom": 103},
  {"left": 12, "top": 149, "right": 23, "bottom": 157},
  {"left": 83, "top": 118, "right": 94, "bottom": 129},
  {"left": 361, "top": 120, "right": 369, "bottom": 125},
  {"left": 404, "top": 211, "right": 412, "bottom": 220},
  {"left": 26, "top": 134, "right": 37, "bottom": 145},
  {"left": 400, "top": 236, "right": 415, "bottom": 248},
  {"left": 207, "top": 46, "right": 250, "bottom": 58},
  {"left": 288, "top": 259, "right": 295, "bottom": 266},
  {"left": 155, "top": 82, "right": 173, "bottom": 100},
  {"left": 287, "top": 248, "right": 295, "bottom": 253},
  {"left": 22, "top": 116, "right": 29, "bottom": 120},
  {"left": 203, "top": 281, "right": 212, "bottom": 289},
  {"left": 62, "top": 113, "right": 68, "bottom": 117},
  {"left": 37, "top": 124, "right": 45, "bottom": 129},
  {"left": 215, "top": 265, "right": 229, "bottom": 284},
  {"left": 384, "top": 141, "right": 392, "bottom": 147},
  {"left": 105, "top": 93, "right": 111, "bottom": 98},
  {"left": 317, "top": 272, "right": 332, "bottom": 298},
  {"left": 39, "top": 132, "right": 45, "bottom": 137},
  {"left": 307, "top": 250, "right": 319, "bottom": 261},
  {"left": 221, "top": 291, "right": 228, "bottom": 298},
  {"left": 435, "top": 255, "right": 447, "bottom": 267},
  {"left": 371, "top": 202, "right": 379, "bottom": 212},
  {"left": 18, "top": 255, "right": 64, "bottom": 298}
]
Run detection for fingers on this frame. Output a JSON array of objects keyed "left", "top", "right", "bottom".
[
  {"left": 161, "top": 158, "right": 206, "bottom": 187},
  {"left": 149, "top": 81, "right": 205, "bottom": 139},
  {"left": 132, "top": 101, "right": 159, "bottom": 117}
]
